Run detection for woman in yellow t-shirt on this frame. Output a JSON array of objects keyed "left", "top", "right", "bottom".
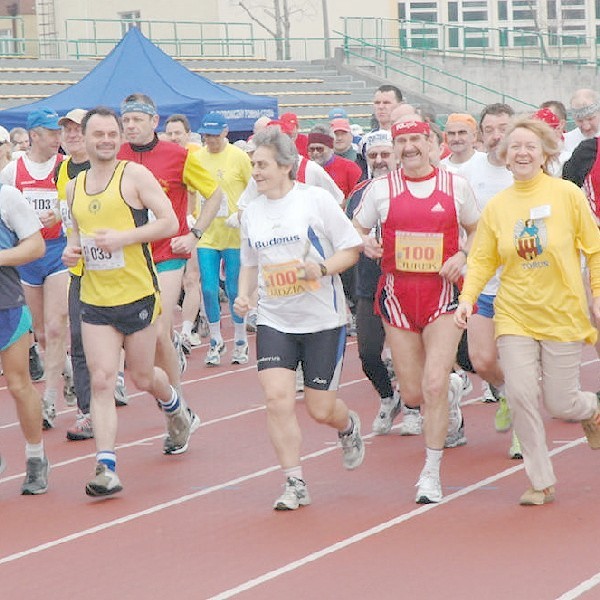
[{"left": 455, "top": 117, "right": 600, "bottom": 507}]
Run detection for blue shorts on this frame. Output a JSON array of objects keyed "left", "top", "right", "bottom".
[
  {"left": 18, "top": 237, "right": 67, "bottom": 286},
  {"left": 0, "top": 305, "right": 32, "bottom": 351},
  {"left": 156, "top": 258, "right": 186, "bottom": 273},
  {"left": 476, "top": 293, "right": 495, "bottom": 319},
  {"left": 256, "top": 325, "right": 346, "bottom": 391}
]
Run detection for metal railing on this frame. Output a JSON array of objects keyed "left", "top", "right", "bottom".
[
  {"left": 342, "top": 17, "right": 599, "bottom": 69},
  {"left": 337, "top": 31, "right": 537, "bottom": 113}
]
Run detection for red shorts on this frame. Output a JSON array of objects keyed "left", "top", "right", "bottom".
[{"left": 375, "top": 272, "right": 460, "bottom": 333}]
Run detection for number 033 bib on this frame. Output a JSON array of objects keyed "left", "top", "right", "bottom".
[
  {"left": 80, "top": 235, "right": 125, "bottom": 271},
  {"left": 395, "top": 231, "right": 443, "bottom": 273}
]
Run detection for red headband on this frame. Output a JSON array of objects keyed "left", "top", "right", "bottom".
[
  {"left": 391, "top": 120, "right": 430, "bottom": 138},
  {"left": 307, "top": 132, "right": 334, "bottom": 149},
  {"left": 532, "top": 108, "right": 560, "bottom": 130}
]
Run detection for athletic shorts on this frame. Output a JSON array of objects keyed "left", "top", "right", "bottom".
[
  {"left": 18, "top": 237, "right": 67, "bottom": 286},
  {"left": 475, "top": 293, "right": 495, "bottom": 319},
  {"left": 376, "top": 272, "right": 460, "bottom": 333},
  {"left": 81, "top": 293, "right": 161, "bottom": 336},
  {"left": 0, "top": 305, "right": 32, "bottom": 351},
  {"left": 256, "top": 324, "right": 346, "bottom": 392},
  {"left": 155, "top": 258, "right": 186, "bottom": 273}
]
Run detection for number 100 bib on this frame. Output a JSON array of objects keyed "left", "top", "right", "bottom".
[{"left": 395, "top": 231, "right": 443, "bottom": 273}]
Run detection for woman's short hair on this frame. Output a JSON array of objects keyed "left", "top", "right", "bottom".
[
  {"left": 252, "top": 127, "right": 298, "bottom": 179},
  {"left": 498, "top": 117, "right": 560, "bottom": 175}
]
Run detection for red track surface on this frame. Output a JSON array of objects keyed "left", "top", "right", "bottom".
[{"left": 1, "top": 311, "right": 599, "bottom": 600}]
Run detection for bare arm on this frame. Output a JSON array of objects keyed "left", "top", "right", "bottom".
[
  {"left": 233, "top": 265, "right": 259, "bottom": 317},
  {"left": 0, "top": 231, "right": 44, "bottom": 266}
]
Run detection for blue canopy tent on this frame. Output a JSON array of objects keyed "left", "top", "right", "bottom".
[{"left": 0, "top": 27, "right": 277, "bottom": 133}]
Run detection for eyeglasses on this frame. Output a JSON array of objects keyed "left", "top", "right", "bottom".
[
  {"left": 367, "top": 150, "right": 393, "bottom": 160},
  {"left": 308, "top": 145, "right": 326, "bottom": 153}
]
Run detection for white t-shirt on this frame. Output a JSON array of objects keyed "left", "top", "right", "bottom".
[
  {"left": 353, "top": 169, "right": 480, "bottom": 230},
  {"left": 0, "top": 154, "right": 58, "bottom": 186},
  {"left": 241, "top": 182, "right": 362, "bottom": 334},
  {"left": 0, "top": 184, "right": 42, "bottom": 243},
  {"left": 440, "top": 150, "right": 487, "bottom": 180},
  {"left": 563, "top": 127, "right": 587, "bottom": 155},
  {"left": 238, "top": 155, "right": 344, "bottom": 211}
]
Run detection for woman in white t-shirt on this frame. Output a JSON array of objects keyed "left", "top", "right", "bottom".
[{"left": 234, "top": 127, "right": 364, "bottom": 511}]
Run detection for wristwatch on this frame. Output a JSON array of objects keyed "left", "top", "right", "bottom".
[
  {"left": 190, "top": 227, "right": 203, "bottom": 240},
  {"left": 319, "top": 263, "right": 328, "bottom": 277}
]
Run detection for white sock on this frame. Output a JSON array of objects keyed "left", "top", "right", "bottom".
[
  {"left": 284, "top": 466, "right": 304, "bottom": 481},
  {"left": 25, "top": 441, "right": 44, "bottom": 460},
  {"left": 233, "top": 322, "right": 247, "bottom": 344},
  {"left": 424, "top": 447, "right": 443, "bottom": 476},
  {"left": 208, "top": 321, "right": 222, "bottom": 344}
]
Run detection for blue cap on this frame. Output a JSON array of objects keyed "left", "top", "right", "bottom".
[
  {"left": 197, "top": 112, "right": 228, "bottom": 135},
  {"left": 26, "top": 108, "right": 61, "bottom": 131},
  {"left": 328, "top": 107, "right": 348, "bottom": 120}
]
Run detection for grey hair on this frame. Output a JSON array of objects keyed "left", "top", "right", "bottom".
[{"left": 252, "top": 127, "right": 298, "bottom": 179}]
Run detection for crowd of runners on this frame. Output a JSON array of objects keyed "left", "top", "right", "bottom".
[{"left": 0, "top": 81, "right": 599, "bottom": 509}]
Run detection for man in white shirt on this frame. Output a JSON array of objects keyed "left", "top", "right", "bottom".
[
  {"left": 440, "top": 113, "right": 487, "bottom": 178},
  {"left": 564, "top": 88, "right": 600, "bottom": 155}
]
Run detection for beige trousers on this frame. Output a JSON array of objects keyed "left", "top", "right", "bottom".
[{"left": 497, "top": 335, "right": 597, "bottom": 490}]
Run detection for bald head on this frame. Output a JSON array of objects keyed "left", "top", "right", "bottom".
[{"left": 570, "top": 88, "right": 600, "bottom": 139}]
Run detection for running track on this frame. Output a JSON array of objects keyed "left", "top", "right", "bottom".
[{"left": 1, "top": 309, "right": 599, "bottom": 600}]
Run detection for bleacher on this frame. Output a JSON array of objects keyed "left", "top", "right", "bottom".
[{"left": 0, "top": 56, "right": 376, "bottom": 131}]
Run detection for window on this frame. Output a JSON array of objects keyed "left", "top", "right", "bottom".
[
  {"left": 498, "top": 1, "right": 508, "bottom": 20},
  {"left": 398, "top": 2, "right": 406, "bottom": 20},
  {"left": 119, "top": 10, "right": 141, "bottom": 34},
  {"left": 547, "top": 0, "right": 556, "bottom": 19},
  {"left": 448, "top": 2, "right": 459, "bottom": 21},
  {"left": 463, "top": 10, "right": 488, "bottom": 20},
  {"left": 562, "top": 9, "right": 586, "bottom": 19}
]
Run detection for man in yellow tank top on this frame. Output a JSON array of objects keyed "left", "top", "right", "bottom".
[{"left": 62, "top": 107, "right": 191, "bottom": 497}]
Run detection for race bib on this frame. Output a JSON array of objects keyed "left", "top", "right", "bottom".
[
  {"left": 262, "top": 260, "right": 320, "bottom": 297},
  {"left": 395, "top": 231, "right": 443, "bottom": 273},
  {"left": 23, "top": 188, "right": 58, "bottom": 217},
  {"left": 80, "top": 235, "right": 125, "bottom": 271}
]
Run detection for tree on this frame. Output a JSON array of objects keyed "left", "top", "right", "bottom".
[{"left": 238, "top": 0, "right": 315, "bottom": 60}]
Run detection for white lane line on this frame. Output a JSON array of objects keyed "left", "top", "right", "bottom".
[
  {"left": 208, "top": 437, "right": 585, "bottom": 600},
  {"left": 556, "top": 572, "right": 600, "bottom": 599}
]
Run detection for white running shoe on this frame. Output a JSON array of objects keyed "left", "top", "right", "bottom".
[
  {"left": 415, "top": 468, "right": 442, "bottom": 504},
  {"left": 339, "top": 410, "right": 365, "bottom": 470},
  {"left": 231, "top": 340, "right": 249, "bottom": 365},
  {"left": 481, "top": 381, "right": 497, "bottom": 403},
  {"left": 63, "top": 354, "right": 77, "bottom": 407},
  {"left": 455, "top": 369, "right": 473, "bottom": 396},
  {"left": 372, "top": 391, "right": 402, "bottom": 435},
  {"left": 397, "top": 405, "right": 423, "bottom": 436},
  {"left": 41, "top": 393, "right": 56, "bottom": 430},
  {"left": 204, "top": 339, "right": 225, "bottom": 366},
  {"left": 447, "top": 372, "right": 464, "bottom": 438},
  {"left": 273, "top": 477, "right": 311, "bottom": 510},
  {"left": 114, "top": 372, "right": 128, "bottom": 407},
  {"left": 295, "top": 364, "right": 304, "bottom": 392},
  {"left": 85, "top": 463, "right": 123, "bottom": 497}
]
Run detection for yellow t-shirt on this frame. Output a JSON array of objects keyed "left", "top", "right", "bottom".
[
  {"left": 460, "top": 171, "right": 600, "bottom": 344},
  {"left": 194, "top": 142, "right": 252, "bottom": 250}
]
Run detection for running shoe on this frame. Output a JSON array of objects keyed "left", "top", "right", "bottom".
[
  {"left": 455, "top": 369, "right": 473, "bottom": 396},
  {"left": 218, "top": 287, "right": 228, "bottom": 304},
  {"left": 163, "top": 407, "right": 200, "bottom": 454},
  {"left": 195, "top": 313, "right": 210, "bottom": 338},
  {"left": 397, "top": 405, "right": 423, "bottom": 436},
  {"left": 187, "top": 331, "right": 202, "bottom": 348},
  {"left": 85, "top": 462, "right": 123, "bottom": 497},
  {"left": 415, "top": 467, "right": 442, "bottom": 504},
  {"left": 114, "top": 372, "right": 128, "bottom": 407},
  {"left": 581, "top": 394, "right": 600, "bottom": 449},
  {"left": 372, "top": 391, "right": 402, "bottom": 435},
  {"left": 41, "top": 393, "right": 56, "bottom": 430},
  {"left": 519, "top": 486, "right": 555, "bottom": 506},
  {"left": 481, "top": 381, "right": 497, "bottom": 403},
  {"left": 172, "top": 330, "right": 188, "bottom": 373},
  {"left": 445, "top": 418, "right": 467, "bottom": 448},
  {"left": 383, "top": 357, "right": 396, "bottom": 383},
  {"left": 204, "top": 339, "right": 225, "bottom": 367},
  {"left": 63, "top": 354, "right": 77, "bottom": 407},
  {"left": 509, "top": 429, "right": 523, "bottom": 459},
  {"left": 447, "top": 372, "right": 464, "bottom": 438},
  {"left": 495, "top": 396, "right": 512, "bottom": 433},
  {"left": 29, "top": 343, "right": 44, "bottom": 381},
  {"left": 21, "top": 456, "right": 49, "bottom": 495},
  {"left": 295, "top": 364, "right": 304, "bottom": 392},
  {"left": 0, "top": 454, "right": 5, "bottom": 476},
  {"left": 163, "top": 403, "right": 192, "bottom": 455},
  {"left": 245, "top": 311, "right": 257, "bottom": 334},
  {"left": 180, "top": 332, "right": 192, "bottom": 356},
  {"left": 231, "top": 340, "right": 249, "bottom": 365},
  {"left": 346, "top": 312, "right": 357, "bottom": 337},
  {"left": 66, "top": 411, "right": 94, "bottom": 441},
  {"left": 273, "top": 477, "right": 311, "bottom": 510},
  {"left": 339, "top": 410, "right": 365, "bottom": 470}
]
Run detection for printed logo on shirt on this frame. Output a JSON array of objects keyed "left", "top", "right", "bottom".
[
  {"left": 431, "top": 202, "right": 445, "bottom": 212},
  {"left": 514, "top": 218, "right": 549, "bottom": 269},
  {"left": 255, "top": 234, "right": 301, "bottom": 249}
]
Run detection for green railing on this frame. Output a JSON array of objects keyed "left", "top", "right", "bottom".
[
  {"left": 65, "top": 19, "right": 255, "bottom": 58},
  {"left": 337, "top": 31, "right": 537, "bottom": 113},
  {"left": 343, "top": 17, "right": 599, "bottom": 69},
  {"left": 0, "top": 17, "right": 26, "bottom": 56}
]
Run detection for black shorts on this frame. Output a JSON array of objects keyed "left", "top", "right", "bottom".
[
  {"left": 81, "top": 294, "right": 160, "bottom": 336},
  {"left": 256, "top": 325, "right": 346, "bottom": 391}
]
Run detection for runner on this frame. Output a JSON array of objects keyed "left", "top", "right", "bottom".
[
  {"left": 62, "top": 107, "right": 191, "bottom": 496},
  {"left": 234, "top": 127, "right": 365, "bottom": 510}
]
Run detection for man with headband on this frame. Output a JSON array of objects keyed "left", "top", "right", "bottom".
[
  {"left": 440, "top": 113, "right": 487, "bottom": 178},
  {"left": 118, "top": 93, "right": 223, "bottom": 454},
  {"left": 353, "top": 119, "right": 479, "bottom": 504},
  {"left": 564, "top": 88, "right": 600, "bottom": 155}
]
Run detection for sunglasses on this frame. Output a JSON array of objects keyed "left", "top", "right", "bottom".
[
  {"left": 308, "top": 146, "right": 327, "bottom": 153},
  {"left": 367, "top": 150, "right": 393, "bottom": 160}
]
